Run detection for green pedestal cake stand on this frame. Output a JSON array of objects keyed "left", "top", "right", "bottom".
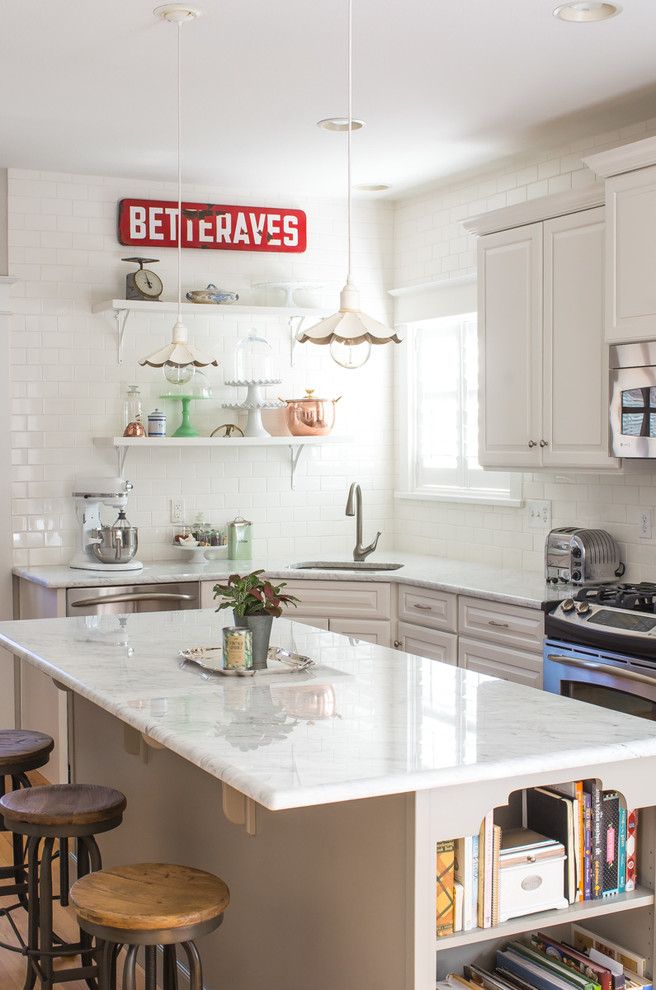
[{"left": 160, "top": 394, "right": 213, "bottom": 438}]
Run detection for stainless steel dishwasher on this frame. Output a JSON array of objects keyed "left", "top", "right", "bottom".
[{"left": 66, "top": 582, "right": 199, "bottom": 615}]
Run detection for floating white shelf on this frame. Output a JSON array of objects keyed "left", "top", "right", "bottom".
[
  {"left": 435, "top": 886, "right": 655, "bottom": 951},
  {"left": 91, "top": 299, "right": 325, "bottom": 364},
  {"left": 93, "top": 434, "right": 350, "bottom": 488}
]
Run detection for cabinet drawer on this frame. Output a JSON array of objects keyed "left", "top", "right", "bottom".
[
  {"left": 397, "top": 585, "right": 457, "bottom": 632},
  {"left": 458, "top": 637, "right": 543, "bottom": 689},
  {"left": 395, "top": 622, "right": 457, "bottom": 665},
  {"left": 329, "top": 619, "right": 391, "bottom": 647},
  {"left": 282, "top": 581, "right": 391, "bottom": 620},
  {"left": 458, "top": 596, "right": 544, "bottom": 651}
]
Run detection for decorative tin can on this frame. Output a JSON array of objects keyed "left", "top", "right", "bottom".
[
  {"left": 228, "top": 515, "right": 252, "bottom": 560},
  {"left": 222, "top": 626, "right": 253, "bottom": 671},
  {"left": 147, "top": 408, "right": 167, "bottom": 437}
]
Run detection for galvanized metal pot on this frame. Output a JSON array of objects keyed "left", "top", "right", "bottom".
[{"left": 233, "top": 612, "right": 273, "bottom": 670}]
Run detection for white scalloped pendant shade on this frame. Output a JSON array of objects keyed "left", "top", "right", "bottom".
[
  {"left": 297, "top": 280, "right": 402, "bottom": 347},
  {"left": 139, "top": 318, "right": 219, "bottom": 368}
]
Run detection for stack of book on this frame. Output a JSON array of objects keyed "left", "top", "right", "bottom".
[
  {"left": 437, "top": 926, "right": 652, "bottom": 990},
  {"left": 526, "top": 781, "right": 638, "bottom": 904},
  {"left": 436, "top": 780, "right": 638, "bottom": 937}
]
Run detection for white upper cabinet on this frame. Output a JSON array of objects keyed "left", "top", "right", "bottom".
[
  {"left": 542, "top": 208, "right": 615, "bottom": 469},
  {"left": 604, "top": 166, "right": 656, "bottom": 342},
  {"left": 469, "top": 188, "right": 617, "bottom": 471},
  {"left": 584, "top": 138, "right": 656, "bottom": 343},
  {"left": 477, "top": 223, "right": 543, "bottom": 467}
]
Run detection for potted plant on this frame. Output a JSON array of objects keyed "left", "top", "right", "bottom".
[{"left": 213, "top": 570, "right": 300, "bottom": 670}]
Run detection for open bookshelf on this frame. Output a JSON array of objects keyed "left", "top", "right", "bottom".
[{"left": 412, "top": 775, "right": 656, "bottom": 990}]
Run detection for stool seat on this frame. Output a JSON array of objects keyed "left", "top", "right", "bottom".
[
  {"left": 71, "top": 863, "right": 230, "bottom": 932},
  {"left": 0, "top": 729, "right": 54, "bottom": 769},
  {"left": 0, "top": 783, "right": 126, "bottom": 826}
]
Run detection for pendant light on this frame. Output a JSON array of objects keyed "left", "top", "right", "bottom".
[
  {"left": 139, "top": 4, "right": 219, "bottom": 384},
  {"left": 297, "top": 0, "right": 401, "bottom": 369}
]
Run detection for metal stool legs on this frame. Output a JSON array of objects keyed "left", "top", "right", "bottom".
[
  {"left": 20, "top": 830, "right": 104, "bottom": 990},
  {"left": 98, "top": 939, "right": 199, "bottom": 990}
]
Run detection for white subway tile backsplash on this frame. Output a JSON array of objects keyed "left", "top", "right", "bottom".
[{"left": 8, "top": 168, "right": 395, "bottom": 564}]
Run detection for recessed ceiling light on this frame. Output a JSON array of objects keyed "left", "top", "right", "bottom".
[
  {"left": 354, "top": 184, "right": 390, "bottom": 192},
  {"left": 317, "top": 117, "right": 365, "bottom": 132},
  {"left": 553, "top": 1, "right": 621, "bottom": 21}
]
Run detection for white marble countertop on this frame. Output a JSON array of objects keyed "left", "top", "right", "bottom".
[
  {"left": 1, "top": 609, "right": 655, "bottom": 810},
  {"left": 13, "top": 552, "right": 568, "bottom": 609}
]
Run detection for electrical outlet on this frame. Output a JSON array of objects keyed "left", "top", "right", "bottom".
[
  {"left": 527, "top": 499, "right": 552, "bottom": 530},
  {"left": 170, "top": 498, "right": 185, "bottom": 524},
  {"left": 640, "top": 509, "right": 652, "bottom": 540}
]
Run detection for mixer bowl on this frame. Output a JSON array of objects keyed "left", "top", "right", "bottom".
[{"left": 90, "top": 526, "right": 139, "bottom": 565}]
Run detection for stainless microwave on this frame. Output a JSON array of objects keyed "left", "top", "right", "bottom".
[{"left": 610, "top": 341, "right": 656, "bottom": 457}]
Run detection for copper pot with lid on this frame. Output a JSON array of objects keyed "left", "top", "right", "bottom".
[{"left": 281, "top": 388, "right": 341, "bottom": 437}]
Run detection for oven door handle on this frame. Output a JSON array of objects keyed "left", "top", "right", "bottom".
[
  {"left": 70, "top": 593, "right": 195, "bottom": 607},
  {"left": 549, "top": 654, "right": 656, "bottom": 687}
]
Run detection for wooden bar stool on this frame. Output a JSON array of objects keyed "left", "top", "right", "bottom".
[
  {"left": 0, "top": 730, "right": 54, "bottom": 944},
  {"left": 0, "top": 782, "right": 126, "bottom": 990},
  {"left": 70, "top": 863, "right": 230, "bottom": 990}
]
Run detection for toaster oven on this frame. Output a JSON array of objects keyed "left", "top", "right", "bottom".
[{"left": 545, "top": 527, "right": 624, "bottom": 585}]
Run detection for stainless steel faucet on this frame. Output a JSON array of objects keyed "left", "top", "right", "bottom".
[{"left": 345, "top": 482, "right": 381, "bottom": 562}]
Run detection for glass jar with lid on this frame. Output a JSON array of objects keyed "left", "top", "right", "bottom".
[{"left": 123, "top": 385, "right": 145, "bottom": 437}]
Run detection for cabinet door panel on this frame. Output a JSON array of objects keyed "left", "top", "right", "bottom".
[
  {"left": 478, "top": 224, "right": 543, "bottom": 467},
  {"left": 606, "top": 165, "right": 656, "bottom": 341},
  {"left": 291, "top": 615, "right": 330, "bottom": 631},
  {"left": 395, "top": 622, "right": 457, "bottom": 665},
  {"left": 458, "top": 637, "right": 542, "bottom": 688},
  {"left": 329, "top": 619, "right": 392, "bottom": 647},
  {"left": 542, "top": 208, "right": 617, "bottom": 469}
]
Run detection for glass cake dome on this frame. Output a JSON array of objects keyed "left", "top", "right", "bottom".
[{"left": 231, "top": 329, "right": 280, "bottom": 384}]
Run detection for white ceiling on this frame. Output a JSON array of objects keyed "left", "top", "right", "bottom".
[{"left": 2, "top": 0, "right": 656, "bottom": 199}]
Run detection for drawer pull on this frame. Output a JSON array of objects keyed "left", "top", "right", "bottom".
[
  {"left": 488, "top": 619, "right": 509, "bottom": 628},
  {"left": 413, "top": 603, "right": 432, "bottom": 611}
]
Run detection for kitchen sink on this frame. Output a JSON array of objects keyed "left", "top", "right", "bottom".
[{"left": 292, "top": 561, "right": 404, "bottom": 572}]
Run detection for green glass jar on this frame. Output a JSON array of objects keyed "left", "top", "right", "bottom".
[{"left": 228, "top": 516, "right": 252, "bottom": 560}]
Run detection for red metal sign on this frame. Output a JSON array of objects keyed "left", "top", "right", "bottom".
[{"left": 117, "top": 198, "right": 307, "bottom": 253}]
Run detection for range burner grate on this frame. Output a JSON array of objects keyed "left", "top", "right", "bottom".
[{"left": 576, "top": 582, "right": 656, "bottom": 612}]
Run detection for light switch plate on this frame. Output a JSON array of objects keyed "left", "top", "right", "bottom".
[
  {"left": 170, "top": 497, "right": 185, "bottom": 524},
  {"left": 527, "top": 499, "right": 552, "bottom": 530},
  {"left": 640, "top": 509, "right": 652, "bottom": 540}
]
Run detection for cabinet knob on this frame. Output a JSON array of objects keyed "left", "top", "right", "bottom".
[
  {"left": 393, "top": 640, "right": 402, "bottom": 649},
  {"left": 528, "top": 440, "right": 537, "bottom": 448},
  {"left": 540, "top": 439, "right": 548, "bottom": 448}
]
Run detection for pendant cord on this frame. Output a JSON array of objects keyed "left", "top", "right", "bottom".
[
  {"left": 177, "top": 18, "right": 182, "bottom": 321},
  {"left": 347, "top": 0, "right": 352, "bottom": 283}
]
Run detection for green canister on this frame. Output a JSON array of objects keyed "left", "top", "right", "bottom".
[{"left": 228, "top": 515, "right": 252, "bottom": 560}]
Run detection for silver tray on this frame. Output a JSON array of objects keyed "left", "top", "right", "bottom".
[{"left": 179, "top": 646, "right": 315, "bottom": 677}]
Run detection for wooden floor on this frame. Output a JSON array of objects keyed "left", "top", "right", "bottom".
[{"left": 0, "top": 772, "right": 145, "bottom": 989}]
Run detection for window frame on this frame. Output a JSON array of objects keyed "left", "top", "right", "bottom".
[{"left": 395, "top": 314, "right": 523, "bottom": 508}]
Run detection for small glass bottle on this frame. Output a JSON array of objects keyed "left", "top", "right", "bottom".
[{"left": 123, "top": 385, "right": 144, "bottom": 436}]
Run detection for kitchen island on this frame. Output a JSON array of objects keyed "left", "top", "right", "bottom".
[{"left": 1, "top": 609, "right": 656, "bottom": 990}]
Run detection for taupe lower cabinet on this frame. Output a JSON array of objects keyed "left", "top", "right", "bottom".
[{"left": 206, "top": 579, "right": 545, "bottom": 687}]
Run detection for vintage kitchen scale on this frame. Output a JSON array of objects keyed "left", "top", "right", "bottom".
[{"left": 122, "top": 257, "right": 163, "bottom": 301}]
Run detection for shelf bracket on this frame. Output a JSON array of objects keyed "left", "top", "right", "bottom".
[
  {"left": 115, "top": 446, "right": 128, "bottom": 475},
  {"left": 114, "top": 308, "right": 130, "bottom": 364},
  {"left": 221, "top": 782, "right": 257, "bottom": 836},
  {"left": 289, "top": 443, "right": 305, "bottom": 490},
  {"left": 289, "top": 315, "right": 307, "bottom": 366}
]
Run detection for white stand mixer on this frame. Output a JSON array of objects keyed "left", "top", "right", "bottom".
[{"left": 70, "top": 477, "right": 143, "bottom": 572}]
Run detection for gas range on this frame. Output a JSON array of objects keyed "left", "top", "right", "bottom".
[{"left": 546, "top": 582, "right": 656, "bottom": 660}]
